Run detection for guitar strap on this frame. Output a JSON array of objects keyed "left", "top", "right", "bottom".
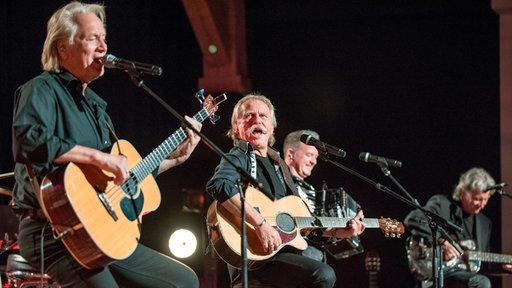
[{"left": 267, "top": 148, "right": 299, "bottom": 197}]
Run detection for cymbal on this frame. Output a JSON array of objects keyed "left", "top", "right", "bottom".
[{"left": 0, "top": 187, "right": 11, "bottom": 197}]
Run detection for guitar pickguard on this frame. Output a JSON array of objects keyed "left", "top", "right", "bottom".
[{"left": 119, "top": 193, "right": 144, "bottom": 221}]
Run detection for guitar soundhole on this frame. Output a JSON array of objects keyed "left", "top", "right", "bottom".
[
  {"left": 276, "top": 212, "right": 295, "bottom": 233},
  {"left": 123, "top": 173, "right": 140, "bottom": 196}
]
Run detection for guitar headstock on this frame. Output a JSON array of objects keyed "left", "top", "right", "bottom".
[
  {"left": 195, "top": 89, "right": 227, "bottom": 124},
  {"left": 377, "top": 217, "right": 405, "bottom": 238},
  {"left": 364, "top": 250, "right": 381, "bottom": 272}
]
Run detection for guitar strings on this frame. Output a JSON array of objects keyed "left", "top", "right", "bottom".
[
  {"left": 98, "top": 109, "right": 204, "bottom": 215},
  {"left": 99, "top": 134, "right": 185, "bottom": 211}
]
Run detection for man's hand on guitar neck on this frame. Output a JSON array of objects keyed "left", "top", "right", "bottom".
[
  {"left": 159, "top": 116, "right": 202, "bottom": 174},
  {"left": 324, "top": 209, "right": 366, "bottom": 239}
]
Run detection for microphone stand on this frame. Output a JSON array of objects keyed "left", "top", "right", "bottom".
[
  {"left": 376, "top": 163, "right": 463, "bottom": 288},
  {"left": 127, "top": 71, "right": 261, "bottom": 288},
  {"left": 235, "top": 180, "right": 248, "bottom": 287},
  {"left": 317, "top": 153, "right": 462, "bottom": 288}
]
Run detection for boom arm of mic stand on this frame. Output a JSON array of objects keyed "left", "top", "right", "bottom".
[
  {"left": 319, "top": 156, "right": 463, "bottom": 288},
  {"left": 128, "top": 72, "right": 262, "bottom": 287},
  {"left": 131, "top": 76, "right": 261, "bottom": 189},
  {"left": 377, "top": 165, "right": 463, "bottom": 236},
  {"left": 319, "top": 155, "right": 420, "bottom": 211},
  {"left": 376, "top": 163, "right": 463, "bottom": 288},
  {"left": 319, "top": 156, "right": 463, "bottom": 233}
]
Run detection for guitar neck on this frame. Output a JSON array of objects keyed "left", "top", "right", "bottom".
[
  {"left": 369, "top": 271, "right": 379, "bottom": 288},
  {"left": 130, "top": 108, "right": 209, "bottom": 181},
  {"left": 467, "top": 251, "right": 512, "bottom": 264},
  {"left": 294, "top": 216, "right": 381, "bottom": 229}
]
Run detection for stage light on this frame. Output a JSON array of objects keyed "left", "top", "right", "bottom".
[
  {"left": 164, "top": 210, "right": 207, "bottom": 277},
  {"left": 141, "top": 189, "right": 208, "bottom": 276},
  {"left": 168, "top": 228, "right": 198, "bottom": 258}
]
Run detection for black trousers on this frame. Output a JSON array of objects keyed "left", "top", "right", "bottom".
[
  {"left": 17, "top": 218, "right": 199, "bottom": 288},
  {"left": 443, "top": 270, "right": 491, "bottom": 288},
  {"left": 230, "top": 251, "right": 336, "bottom": 288}
]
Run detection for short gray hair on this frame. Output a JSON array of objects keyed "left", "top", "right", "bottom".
[
  {"left": 41, "top": 1, "right": 106, "bottom": 73},
  {"left": 452, "top": 167, "right": 496, "bottom": 201},
  {"left": 283, "top": 129, "right": 319, "bottom": 155}
]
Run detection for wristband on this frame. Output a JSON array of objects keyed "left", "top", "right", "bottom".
[{"left": 256, "top": 219, "right": 266, "bottom": 229}]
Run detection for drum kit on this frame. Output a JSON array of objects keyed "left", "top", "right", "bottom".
[{"left": 1, "top": 172, "right": 60, "bottom": 288}]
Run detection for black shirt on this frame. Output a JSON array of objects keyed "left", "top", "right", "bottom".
[
  {"left": 11, "top": 71, "right": 114, "bottom": 209},
  {"left": 255, "top": 154, "right": 287, "bottom": 200}
]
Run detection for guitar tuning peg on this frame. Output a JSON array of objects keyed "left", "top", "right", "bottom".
[
  {"left": 209, "top": 114, "right": 220, "bottom": 125},
  {"left": 195, "top": 89, "right": 205, "bottom": 103},
  {"left": 207, "top": 93, "right": 227, "bottom": 125},
  {"left": 213, "top": 93, "right": 227, "bottom": 105}
]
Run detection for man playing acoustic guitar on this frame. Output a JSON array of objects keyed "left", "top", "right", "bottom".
[
  {"left": 11, "top": 2, "right": 203, "bottom": 287},
  {"left": 206, "top": 94, "right": 366, "bottom": 287}
]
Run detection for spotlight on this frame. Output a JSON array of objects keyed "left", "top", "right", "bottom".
[
  {"left": 168, "top": 228, "right": 198, "bottom": 258},
  {"left": 165, "top": 211, "right": 206, "bottom": 276}
]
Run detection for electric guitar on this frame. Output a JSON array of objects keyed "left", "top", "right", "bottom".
[
  {"left": 207, "top": 187, "right": 404, "bottom": 269},
  {"left": 39, "top": 91, "right": 226, "bottom": 269},
  {"left": 407, "top": 237, "right": 512, "bottom": 280}
]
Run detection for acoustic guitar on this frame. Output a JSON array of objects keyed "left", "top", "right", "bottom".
[
  {"left": 39, "top": 91, "right": 226, "bottom": 269},
  {"left": 207, "top": 187, "right": 404, "bottom": 269}
]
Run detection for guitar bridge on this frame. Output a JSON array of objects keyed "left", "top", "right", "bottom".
[{"left": 95, "top": 186, "right": 119, "bottom": 221}]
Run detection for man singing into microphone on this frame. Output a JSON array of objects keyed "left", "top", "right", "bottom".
[
  {"left": 11, "top": 2, "right": 201, "bottom": 287},
  {"left": 404, "top": 167, "right": 512, "bottom": 287},
  {"left": 206, "top": 94, "right": 366, "bottom": 287}
]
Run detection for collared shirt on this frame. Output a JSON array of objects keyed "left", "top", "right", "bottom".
[
  {"left": 206, "top": 140, "right": 298, "bottom": 203},
  {"left": 11, "top": 71, "right": 114, "bottom": 209}
]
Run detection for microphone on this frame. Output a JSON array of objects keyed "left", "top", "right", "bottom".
[
  {"left": 300, "top": 134, "right": 346, "bottom": 157},
  {"left": 483, "top": 182, "right": 508, "bottom": 192},
  {"left": 359, "top": 152, "right": 402, "bottom": 168},
  {"left": 102, "top": 54, "right": 162, "bottom": 76}
]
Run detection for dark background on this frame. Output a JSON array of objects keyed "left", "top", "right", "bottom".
[{"left": 0, "top": 1, "right": 503, "bottom": 287}]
